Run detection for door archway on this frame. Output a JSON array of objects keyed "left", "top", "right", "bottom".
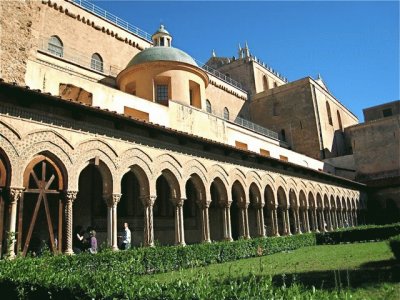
[{"left": 20, "top": 155, "right": 65, "bottom": 256}]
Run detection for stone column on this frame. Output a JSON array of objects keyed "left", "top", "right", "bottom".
[
  {"left": 198, "top": 201, "right": 211, "bottom": 243},
  {"left": 255, "top": 203, "right": 266, "bottom": 237},
  {"left": 172, "top": 198, "right": 186, "bottom": 246},
  {"left": 313, "top": 208, "right": 319, "bottom": 232},
  {"left": 238, "top": 202, "right": 250, "bottom": 239},
  {"left": 305, "top": 209, "right": 311, "bottom": 233},
  {"left": 273, "top": 207, "right": 279, "bottom": 236},
  {"left": 328, "top": 210, "right": 333, "bottom": 231},
  {"left": 280, "top": 209, "right": 286, "bottom": 235},
  {"left": 321, "top": 209, "right": 326, "bottom": 232},
  {"left": 103, "top": 194, "right": 113, "bottom": 247},
  {"left": 334, "top": 209, "right": 339, "bottom": 229},
  {"left": 296, "top": 209, "right": 302, "bottom": 234},
  {"left": 111, "top": 194, "right": 121, "bottom": 251},
  {"left": 64, "top": 191, "right": 77, "bottom": 255},
  {"left": 7, "top": 188, "right": 23, "bottom": 258},
  {"left": 286, "top": 209, "right": 292, "bottom": 235},
  {"left": 221, "top": 201, "right": 233, "bottom": 241},
  {"left": 140, "top": 195, "right": 156, "bottom": 247}
]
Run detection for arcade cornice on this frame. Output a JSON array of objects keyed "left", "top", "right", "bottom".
[{"left": 0, "top": 79, "right": 366, "bottom": 189}]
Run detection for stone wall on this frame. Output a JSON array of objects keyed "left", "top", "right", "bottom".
[
  {"left": 346, "top": 115, "right": 400, "bottom": 179},
  {"left": 0, "top": 0, "right": 39, "bottom": 84},
  {"left": 249, "top": 77, "right": 359, "bottom": 160}
]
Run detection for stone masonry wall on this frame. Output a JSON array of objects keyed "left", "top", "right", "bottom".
[{"left": 0, "top": 0, "right": 39, "bottom": 84}]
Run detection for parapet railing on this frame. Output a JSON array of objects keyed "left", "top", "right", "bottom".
[
  {"left": 70, "top": 0, "right": 152, "bottom": 42},
  {"left": 194, "top": 59, "right": 246, "bottom": 92},
  {"left": 234, "top": 116, "right": 279, "bottom": 140},
  {"left": 38, "top": 37, "right": 122, "bottom": 77}
]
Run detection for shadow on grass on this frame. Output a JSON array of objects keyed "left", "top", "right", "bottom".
[{"left": 272, "top": 259, "right": 400, "bottom": 290}]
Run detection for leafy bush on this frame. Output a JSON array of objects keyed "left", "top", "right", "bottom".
[
  {"left": 316, "top": 223, "right": 400, "bottom": 244},
  {"left": 388, "top": 234, "right": 400, "bottom": 260}
]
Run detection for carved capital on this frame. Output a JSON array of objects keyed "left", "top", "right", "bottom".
[
  {"left": 197, "top": 200, "right": 211, "bottom": 209},
  {"left": 112, "top": 193, "right": 122, "bottom": 206},
  {"left": 172, "top": 198, "right": 185, "bottom": 207},
  {"left": 65, "top": 191, "right": 78, "bottom": 203},
  {"left": 9, "top": 188, "right": 24, "bottom": 204},
  {"left": 140, "top": 195, "right": 156, "bottom": 207},
  {"left": 237, "top": 201, "right": 249, "bottom": 209}
]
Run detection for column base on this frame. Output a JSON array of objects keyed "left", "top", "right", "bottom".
[
  {"left": 64, "top": 249, "right": 74, "bottom": 255},
  {"left": 202, "top": 239, "right": 212, "bottom": 243},
  {"left": 224, "top": 237, "right": 233, "bottom": 242},
  {"left": 112, "top": 246, "right": 119, "bottom": 251},
  {"left": 176, "top": 242, "right": 186, "bottom": 246}
]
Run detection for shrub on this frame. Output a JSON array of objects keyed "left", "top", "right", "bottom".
[
  {"left": 316, "top": 223, "right": 400, "bottom": 244},
  {"left": 388, "top": 234, "right": 400, "bottom": 260}
]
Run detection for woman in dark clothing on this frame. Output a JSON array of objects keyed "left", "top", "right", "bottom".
[{"left": 73, "top": 225, "right": 85, "bottom": 254}]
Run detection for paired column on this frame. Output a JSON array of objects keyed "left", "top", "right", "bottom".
[
  {"left": 140, "top": 195, "right": 156, "bottom": 246},
  {"left": 271, "top": 206, "right": 279, "bottom": 236},
  {"left": 328, "top": 210, "right": 334, "bottom": 231},
  {"left": 313, "top": 208, "right": 319, "bottom": 232},
  {"left": 221, "top": 201, "right": 233, "bottom": 241},
  {"left": 172, "top": 198, "right": 185, "bottom": 246},
  {"left": 238, "top": 202, "right": 250, "bottom": 239},
  {"left": 64, "top": 191, "right": 78, "bottom": 255},
  {"left": 198, "top": 201, "right": 211, "bottom": 243},
  {"left": 305, "top": 209, "right": 311, "bottom": 233},
  {"left": 7, "top": 188, "right": 23, "bottom": 258},
  {"left": 104, "top": 193, "right": 121, "bottom": 250},
  {"left": 255, "top": 203, "right": 266, "bottom": 237},
  {"left": 295, "top": 208, "right": 302, "bottom": 234}
]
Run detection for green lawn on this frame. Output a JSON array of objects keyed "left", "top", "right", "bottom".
[{"left": 142, "top": 241, "right": 400, "bottom": 299}]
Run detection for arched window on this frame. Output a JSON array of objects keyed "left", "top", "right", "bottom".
[
  {"left": 337, "top": 110, "right": 343, "bottom": 131},
  {"left": 263, "top": 75, "right": 269, "bottom": 91},
  {"left": 274, "top": 82, "right": 278, "bottom": 88},
  {"left": 280, "top": 129, "right": 286, "bottom": 141},
  {"left": 206, "top": 99, "right": 212, "bottom": 113},
  {"left": 326, "top": 101, "right": 333, "bottom": 125},
  {"left": 223, "top": 107, "right": 229, "bottom": 120},
  {"left": 91, "top": 53, "right": 103, "bottom": 72},
  {"left": 48, "top": 35, "right": 63, "bottom": 57}
]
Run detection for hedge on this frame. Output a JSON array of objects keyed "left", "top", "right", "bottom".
[
  {"left": 0, "top": 224, "right": 398, "bottom": 299},
  {"left": 316, "top": 223, "right": 400, "bottom": 244},
  {"left": 388, "top": 234, "right": 400, "bottom": 260}
]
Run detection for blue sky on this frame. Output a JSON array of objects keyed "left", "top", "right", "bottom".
[{"left": 92, "top": 1, "right": 399, "bottom": 121}]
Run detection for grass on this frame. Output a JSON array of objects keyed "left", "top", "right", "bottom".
[{"left": 141, "top": 241, "right": 400, "bottom": 299}]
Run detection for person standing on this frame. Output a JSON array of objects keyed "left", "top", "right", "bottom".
[
  {"left": 121, "top": 222, "right": 131, "bottom": 250},
  {"left": 88, "top": 230, "right": 97, "bottom": 254}
]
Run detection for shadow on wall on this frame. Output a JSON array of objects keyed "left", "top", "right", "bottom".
[{"left": 367, "top": 198, "right": 400, "bottom": 225}]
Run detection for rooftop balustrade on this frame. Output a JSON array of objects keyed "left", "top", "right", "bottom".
[
  {"left": 71, "top": 0, "right": 152, "bottom": 42},
  {"left": 234, "top": 116, "right": 279, "bottom": 140}
]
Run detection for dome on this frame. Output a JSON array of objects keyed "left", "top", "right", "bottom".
[{"left": 126, "top": 46, "right": 198, "bottom": 68}]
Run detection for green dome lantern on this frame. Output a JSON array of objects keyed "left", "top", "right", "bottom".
[{"left": 126, "top": 25, "right": 197, "bottom": 67}]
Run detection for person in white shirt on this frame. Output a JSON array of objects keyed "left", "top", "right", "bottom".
[{"left": 121, "top": 222, "right": 131, "bottom": 250}]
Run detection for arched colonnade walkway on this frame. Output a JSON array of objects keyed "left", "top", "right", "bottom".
[{"left": 0, "top": 141, "right": 364, "bottom": 257}]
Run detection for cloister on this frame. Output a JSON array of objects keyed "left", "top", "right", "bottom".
[{"left": 0, "top": 82, "right": 365, "bottom": 258}]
